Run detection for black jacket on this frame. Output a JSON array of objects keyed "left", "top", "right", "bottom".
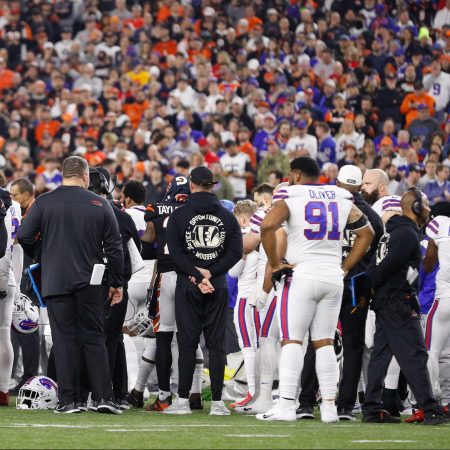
[
  {"left": 343, "top": 192, "right": 384, "bottom": 280},
  {"left": 18, "top": 185, "right": 124, "bottom": 297},
  {"left": 113, "top": 206, "right": 140, "bottom": 284},
  {"left": 166, "top": 191, "right": 242, "bottom": 288},
  {"left": 370, "top": 215, "right": 421, "bottom": 309}
]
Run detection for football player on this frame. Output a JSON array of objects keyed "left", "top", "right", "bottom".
[
  {"left": 258, "top": 157, "right": 374, "bottom": 422},
  {"left": 127, "top": 174, "right": 204, "bottom": 411},
  {"left": 228, "top": 200, "right": 259, "bottom": 408},
  {"left": 424, "top": 203, "right": 450, "bottom": 403},
  {"left": 0, "top": 188, "right": 16, "bottom": 406}
]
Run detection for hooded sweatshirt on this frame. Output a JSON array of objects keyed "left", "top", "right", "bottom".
[
  {"left": 166, "top": 191, "right": 243, "bottom": 288},
  {"left": 370, "top": 215, "right": 422, "bottom": 309}
]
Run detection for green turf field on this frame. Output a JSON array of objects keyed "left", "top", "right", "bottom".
[{"left": 1, "top": 402, "right": 450, "bottom": 449}]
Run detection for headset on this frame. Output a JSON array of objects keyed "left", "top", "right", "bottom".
[
  {"left": 408, "top": 187, "right": 423, "bottom": 216},
  {"left": 88, "top": 168, "right": 109, "bottom": 195}
]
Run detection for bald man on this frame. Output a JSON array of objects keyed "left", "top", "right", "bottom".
[
  {"left": 363, "top": 189, "right": 450, "bottom": 425},
  {"left": 361, "top": 169, "right": 402, "bottom": 224},
  {"left": 361, "top": 168, "right": 403, "bottom": 414}
]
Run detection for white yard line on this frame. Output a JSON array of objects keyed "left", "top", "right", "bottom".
[
  {"left": 352, "top": 440, "right": 417, "bottom": 444},
  {"left": 226, "top": 434, "right": 290, "bottom": 438}
]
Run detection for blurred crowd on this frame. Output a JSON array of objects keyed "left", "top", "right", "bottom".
[{"left": 0, "top": 0, "right": 449, "bottom": 204}]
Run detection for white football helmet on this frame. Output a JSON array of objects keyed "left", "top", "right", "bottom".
[
  {"left": 11, "top": 293, "right": 39, "bottom": 334},
  {"left": 127, "top": 309, "right": 154, "bottom": 337},
  {"left": 16, "top": 376, "right": 58, "bottom": 410}
]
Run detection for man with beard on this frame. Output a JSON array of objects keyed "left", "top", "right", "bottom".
[{"left": 361, "top": 168, "right": 406, "bottom": 417}]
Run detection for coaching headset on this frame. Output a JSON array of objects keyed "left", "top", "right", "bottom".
[{"left": 408, "top": 187, "right": 423, "bottom": 217}]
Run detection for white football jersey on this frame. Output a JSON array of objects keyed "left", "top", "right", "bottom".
[
  {"left": 372, "top": 195, "right": 402, "bottom": 218},
  {"left": 237, "top": 228, "right": 259, "bottom": 298},
  {"left": 426, "top": 215, "right": 450, "bottom": 298},
  {"left": 283, "top": 184, "right": 354, "bottom": 283},
  {"left": 125, "top": 206, "right": 146, "bottom": 238},
  {"left": 3, "top": 200, "right": 21, "bottom": 287},
  {"left": 250, "top": 207, "right": 268, "bottom": 283}
]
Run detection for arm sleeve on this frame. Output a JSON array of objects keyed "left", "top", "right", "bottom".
[
  {"left": 17, "top": 202, "right": 41, "bottom": 258},
  {"left": 0, "top": 217, "right": 6, "bottom": 259},
  {"left": 166, "top": 213, "right": 203, "bottom": 280},
  {"left": 208, "top": 216, "right": 243, "bottom": 278},
  {"left": 371, "top": 226, "right": 417, "bottom": 289},
  {"left": 103, "top": 203, "right": 124, "bottom": 288}
]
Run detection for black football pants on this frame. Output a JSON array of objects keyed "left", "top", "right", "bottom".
[
  {"left": 175, "top": 285, "right": 228, "bottom": 401},
  {"left": 363, "top": 300, "right": 438, "bottom": 414}
]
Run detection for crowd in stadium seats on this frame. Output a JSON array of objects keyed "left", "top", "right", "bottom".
[{"left": 0, "top": 0, "right": 448, "bottom": 203}]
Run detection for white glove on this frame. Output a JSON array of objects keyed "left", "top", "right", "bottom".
[{"left": 254, "top": 291, "right": 269, "bottom": 311}]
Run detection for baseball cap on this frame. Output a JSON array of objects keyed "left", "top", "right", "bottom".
[
  {"left": 198, "top": 137, "right": 209, "bottom": 147},
  {"left": 177, "top": 119, "right": 189, "bottom": 128},
  {"left": 337, "top": 165, "right": 362, "bottom": 186},
  {"left": 265, "top": 113, "right": 276, "bottom": 122},
  {"left": 296, "top": 119, "right": 307, "bottom": 129},
  {"left": 231, "top": 96, "right": 243, "bottom": 105},
  {"left": 203, "top": 6, "right": 215, "bottom": 17},
  {"left": 394, "top": 48, "right": 405, "bottom": 57},
  {"left": 325, "top": 79, "right": 336, "bottom": 88},
  {"left": 267, "top": 8, "right": 278, "bottom": 15},
  {"left": 189, "top": 166, "right": 217, "bottom": 186},
  {"left": 220, "top": 199, "right": 235, "bottom": 212}
]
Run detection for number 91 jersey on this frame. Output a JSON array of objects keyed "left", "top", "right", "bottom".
[{"left": 282, "top": 184, "right": 353, "bottom": 283}]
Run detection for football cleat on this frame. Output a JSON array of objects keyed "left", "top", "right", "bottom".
[
  {"left": 126, "top": 389, "right": 144, "bottom": 408},
  {"left": 405, "top": 408, "right": 424, "bottom": 423},
  {"left": 210, "top": 400, "right": 230, "bottom": 416},
  {"left": 146, "top": 396, "right": 172, "bottom": 412},
  {"left": 230, "top": 392, "right": 252, "bottom": 409},
  {"left": 162, "top": 398, "right": 191, "bottom": 415},
  {"left": 296, "top": 405, "right": 314, "bottom": 419},
  {"left": 424, "top": 411, "right": 450, "bottom": 426},
  {"left": 0, "top": 391, "right": 10, "bottom": 407},
  {"left": 189, "top": 393, "right": 203, "bottom": 410},
  {"left": 256, "top": 404, "right": 296, "bottom": 422},
  {"left": 362, "top": 410, "right": 401, "bottom": 423},
  {"left": 235, "top": 397, "right": 273, "bottom": 415},
  {"left": 76, "top": 402, "right": 87, "bottom": 412},
  {"left": 320, "top": 402, "right": 339, "bottom": 423}
]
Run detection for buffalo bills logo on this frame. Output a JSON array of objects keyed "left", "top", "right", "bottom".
[
  {"left": 19, "top": 319, "right": 38, "bottom": 331},
  {"left": 39, "top": 378, "right": 57, "bottom": 391}
]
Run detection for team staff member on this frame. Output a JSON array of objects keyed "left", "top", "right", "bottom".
[
  {"left": 88, "top": 167, "right": 140, "bottom": 410},
  {"left": 165, "top": 166, "right": 243, "bottom": 416},
  {"left": 17, "top": 156, "right": 124, "bottom": 414},
  {"left": 363, "top": 189, "right": 450, "bottom": 425},
  {"left": 9, "top": 178, "right": 41, "bottom": 392}
]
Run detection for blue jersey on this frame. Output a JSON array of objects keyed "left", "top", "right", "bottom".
[
  {"left": 227, "top": 274, "right": 238, "bottom": 308},
  {"left": 418, "top": 239, "right": 438, "bottom": 314}
]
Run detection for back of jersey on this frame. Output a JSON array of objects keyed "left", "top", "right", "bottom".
[
  {"left": 426, "top": 215, "right": 450, "bottom": 298},
  {"left": 147, "top": 201, "right": 180, "bottom": 273},
  {"left": 283, "top": 184, "right": 353, "bottom": 283}
]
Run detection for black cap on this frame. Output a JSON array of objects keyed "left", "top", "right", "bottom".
[{"left": 189, "top": 166, "right": 217, "bottom": 187}]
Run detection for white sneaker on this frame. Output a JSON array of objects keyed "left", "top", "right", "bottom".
[
  {"left": 162, "top": 398, "right": 192, "bottom": 415},
  {"left": 235, "top": 396, "right": 273, "bottom": 415},
  {"left": 320, "top": 402, "right": 339, "bottom": 423},
  {"left": 256, "top": 404, "right": 296, "bottom": 422},
  {"left": 210, "top": 400, "right": 230, "bottom": 416}
]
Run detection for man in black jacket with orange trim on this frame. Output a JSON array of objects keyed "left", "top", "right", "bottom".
[{"left": 165, "top": 166, "right": 242, "bottom": 416}]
